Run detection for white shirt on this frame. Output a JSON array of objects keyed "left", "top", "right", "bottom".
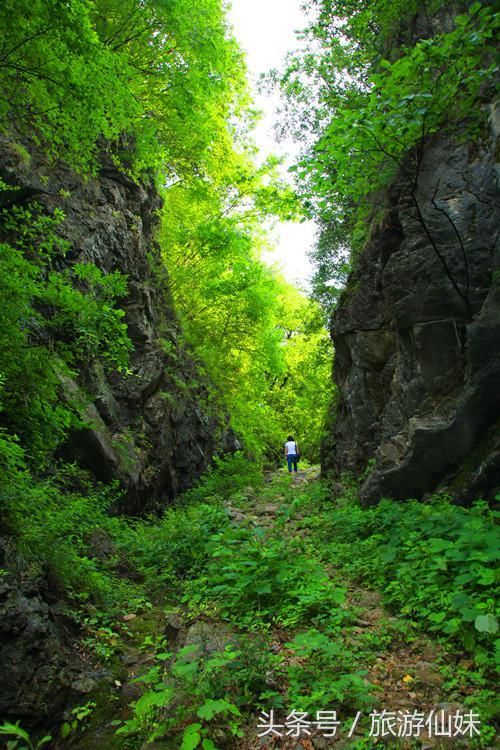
[{"left": 285, "top": 440, "right": 298, "bottom": 455}]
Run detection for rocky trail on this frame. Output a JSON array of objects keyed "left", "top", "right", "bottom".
[
  {"left": 226, "top": 471, "right": 474, "bottom": 749},
  {"left": 49, "top": 469, "right": 492, "bottom": 750}
]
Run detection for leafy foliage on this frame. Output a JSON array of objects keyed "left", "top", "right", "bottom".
[
  {"left": 184, "top": 525, "right": 346, "bottom": 627},
  {"left": 310, "top": 489, "right": 500, "bottom": 663},
  {"left": 0, "top": 202, "right": 131, "bottom": 464},
  {"left": 0, "top": 722, "right": 51, "bottom": 750},
  {"left": 112, "top": 471, "right": 498, "bottom": 745},
  {"left": 3, "top": 1, "right": 497, "bottom": 745},
  {"left": 116, "top": 642, "right": 246, "bottom": 746},
  {"left": 0, "top": 454, "right": 133, "bottom": 605},
  {"left": 0, "top": 0, "right": 333, "bottom": 468},
  {"left": 285, "top": 629, "right": 374, "bottom": 713},
  {"left": 0, "top": 0, "right": 247, "bottom": 176},
  {"left": 272, "top": 0, "right": 499, "bottom": 313},
  {"left": 162, "top": 146, "right": 330, "bottom": 458}
]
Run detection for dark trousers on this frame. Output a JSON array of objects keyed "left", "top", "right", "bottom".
[{"left": 287, "top": 454, "right": 298, "bottom": 472}]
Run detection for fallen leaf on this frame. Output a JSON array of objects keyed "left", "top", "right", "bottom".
[{"left": 123, "top": 613, "right": 137, "bottom": 621}]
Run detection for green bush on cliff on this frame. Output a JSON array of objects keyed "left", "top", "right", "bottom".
[
  {"left": 0, "top": 446, "right": 126, "bottom": 605},
  {"left": 0, "top": 203, "right": 131, "bottom": 465},
  {"left": 0, "top": 200, "right": 135, "bottom": 606}
]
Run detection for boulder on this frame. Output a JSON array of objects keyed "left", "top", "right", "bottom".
[{"left": 0, "top": 570, "right": 97, "bottom": 728}]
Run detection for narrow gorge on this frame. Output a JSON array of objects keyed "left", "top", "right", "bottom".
[{"left": 0, "top": 1, "right": 498, "bottom": 748}]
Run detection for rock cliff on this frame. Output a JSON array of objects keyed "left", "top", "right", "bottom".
[
  {"left": 322, "top": 102, "right": 500, "bottom": 503},
  {"left": 0, "top": 137, "right": 234, "bottom": 514},
  {"left": 0, "top": 139, "right": 237, "bottom": 731}
]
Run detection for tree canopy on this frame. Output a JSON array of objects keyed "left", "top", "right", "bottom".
[
  {"left": 271, "top": 0, "right": 499, "bottom": 314},
  {"left": 0, "top": 0, "right": 332, "bottom": 472}
]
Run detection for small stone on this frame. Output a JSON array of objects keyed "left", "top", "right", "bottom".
[
  {"left": 313, "top": 736, "right": 330, "bottom": 748},
  {"left": 164, "top": 611, "right": 182, "bottom": 630},
  {"left": 356, "top": 590, "right": 383, "bottom": 608},
  {"left": 183, "top": 621, "right": 237, "bottom": 658},
  {"left": 414, "top": 661, "right": 444, "bottom": 687},
  {"left": 164, "top": 611, "right": 183, "bottom": 644},
  {"left": 120, "top": 652, "right": 139, "bottom": 666},
  {"left": 71, "top": 675, "right": 97, "bottom": 693},
  {"left": 226, "top": 507, "right": 247, "bottom": 522},
  {"left": 255, "top": 503, "right": 280, "bottom": 514}
]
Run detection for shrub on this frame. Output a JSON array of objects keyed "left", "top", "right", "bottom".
[
  {"left": 312, "top": 492, "right": 500, "bottom": 662},
  {"left": 183, "top": 525, "right": 346, "bottom": 626}
]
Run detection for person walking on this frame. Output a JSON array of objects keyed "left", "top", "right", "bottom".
[{"left": 284, "top": 435, "right": 299, "bottom": 473}]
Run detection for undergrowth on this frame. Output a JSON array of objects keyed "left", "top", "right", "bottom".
[
  {"left": 307, "top": 485, "right": 500, "bottom": 665},
  {"left": 113, "top": 469, "right": 499, "bottom": 748},
  {"left": 1, "top": 459, "right": 498, "bottom": 748}
]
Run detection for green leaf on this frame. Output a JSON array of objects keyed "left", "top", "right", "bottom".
[
  {"left": 36, "top": 737, "right": 52, "bottom": 750},
  {"left": 173, "top": 661, "right": 199, "bottom": 677},
  {"left": 180, "top": 724, "right": 202, "bottom": 750},
  {"left": 60, "top": 723, "right": 72, "bottom": 739},
  {"left": 197, "top": 699, "right": 227, "bottom": 720},
  {"left": 256, "top": 582, "right": 272, "bottom": 594},
  {"left": 0, "top": 725, "right": 31, "bottom": 742},
  {"left": 477, "top": 567, "right": 495, "bottom": 585},
  {"left": 474, "top": 614, "right": 499, "bottom": 634},
  {"left": 134, "top": 688, "right": 173, "bottom": 717}
]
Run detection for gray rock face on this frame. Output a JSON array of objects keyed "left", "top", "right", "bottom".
[
  {"left": 0, "top": 570, "right": 89, "bottom": 725},
  {"left": 323, "top": 104, "right": 500, "bottom": 503},
  {"left": 0, "top": 138, "right": 236, "bottom": 513}
]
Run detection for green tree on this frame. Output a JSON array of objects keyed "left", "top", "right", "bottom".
[
  {"left": 0, "top": 0, "right": 248, "bottom": 176},
  {"left": 273, "top": 0, "right": 499, "bottom": 315},
  {"left": 268, "top": 286, "right": 333, "bottom": 461}
]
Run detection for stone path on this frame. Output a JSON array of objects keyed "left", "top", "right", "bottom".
[
  {"left": 61, "top": 469, "right": 490, "bottom": 750},
  {"left": 221, "top": 470, "right": 477, "bottom": 749}
]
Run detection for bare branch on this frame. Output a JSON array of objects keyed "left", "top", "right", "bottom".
[
  {"left": 431, "top": 180, "right": 470, "bottom": 305},
  {"left": 0, "top": 26, "right": 52, "bottom": 64}
]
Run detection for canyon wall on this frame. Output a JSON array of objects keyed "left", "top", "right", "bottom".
[
  {"left": 322, "top": 103, "right": 500, "bottom": 503},
  {"left": 1, "top": 137, "right": 234, "bottom": 514}
]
